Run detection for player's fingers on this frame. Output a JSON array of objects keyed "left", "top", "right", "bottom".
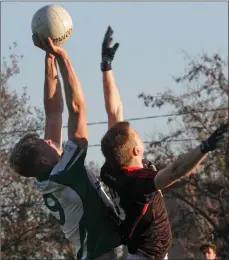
[
  {"left": 47, "top": 37, "right": 55, "bottom": 48},
  {"left": 105, "top": 26, "right": 112, "bottom": 39},
  {"left": 224, "top": 123, "right": 229, "bottom": 131},
  {"left": 32, "top": 33, "right": 45, "bottom": 50},
  {"left": 32, "top": 34, "right": 37, "bottom": 45},
  {"left": 107, "top": 37, "right": 113, "bottom": 47},
  {"left": 40, "top": 38, "right": 51, "bottom": 52},
  {"left": 217, "top": 123, "right": 229, "bottom": 135},
  {"left": 108, "top": 26, "right": 113, "bottom": 36},
  {"left": 103, "top": 26, "right": 113, "bottom": 45},
  {"left": 220, "top": 123, "right": 229, "bottom": 130},
  {"left": 216, "top": 139, "right": 225, "bottom": 149},
  {"left": 32, "top": 33, "right": 40, "bottom": 46},
  {"left": 102, "top": 27, "right": 110, "bottom": 45},
  {"left": 216, "top": 134, "right": 225, "bottom": 143},
  {"left": 112, "top": 43, "right": 119, "bottom": 54}
]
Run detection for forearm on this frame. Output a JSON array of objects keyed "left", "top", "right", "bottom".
[
  {"left": 155, "top": 145, "right": 207, "bottom": 190},
  {"left": 44, "top": 53, "right": 63, "bottom": 145},
  {"left": 44, "top": 53, "right": 63, "bottom": 115},
  {"left": 103, "top": 70, "right": 122, "bottom": 113},
  {"left": 56, "top": 51, "right": 85, "bottom": 113},
  {"left": 170, "top": 145, "right": 207, "bottom": 180},
  {"left": 103, "top": 70, "right": 123, "bottom": 127},
  {"left": 56, "top": 50, "right": 88, "bottom": 145}
]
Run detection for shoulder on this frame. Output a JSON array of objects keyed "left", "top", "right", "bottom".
[
  {"left": 120, "top": 168, "right": 158, "bottom": 200},
  {"left": 50, "top": 140, "right": 87, "bottom": 177},
  {"left": 63, "top": 140, "right": 87, "bottom": 161},
  {"left": 64, "top": 139, "right": 85, "bottom": 152}
]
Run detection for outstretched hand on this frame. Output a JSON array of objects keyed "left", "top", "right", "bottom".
[
  {"left": 200, "top": 123, "right": 229, "bottom": 154},
  {"left": 32, "top": 33, "right": 64, "bottom": 56},
  {"left": 101, "top": 26, "right": 119, "bottom": 71}
]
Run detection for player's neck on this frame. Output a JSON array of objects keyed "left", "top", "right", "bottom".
[
  {"left": 128, "top": 158, "right": 143, "bottom": 168},
  {"left": 36, "top": 166, "right": 54, "bottom": 181}
]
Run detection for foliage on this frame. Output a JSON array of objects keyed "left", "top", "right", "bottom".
[{"left": 139, "top": 52, "right": 229, "bottom": 259}]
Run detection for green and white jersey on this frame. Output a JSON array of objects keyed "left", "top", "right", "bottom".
[{"left": 35, "top": 140, "right": 122, "bottom": 259}]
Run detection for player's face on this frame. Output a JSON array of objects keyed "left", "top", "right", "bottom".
[
  {"left": 39, "top": 139, "right": 61, "bottom": 166},
  {"left": 201, "top": 248, "right": 216, "bottom": 260},
  {"left": 44, "top": 139, "right": 62, "bottom": 155}
]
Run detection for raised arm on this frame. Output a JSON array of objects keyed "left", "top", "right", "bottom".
[
  {"left": 154, "top": 146, "right": 206, "bottom": 190},
  {"left": 101, "top": 26, "right": 123, "bottom": 129},
  {"left": 56, "top": 50, "right": 88, "bottom": 149},
  {"left": 32, "top": 34, "right": 63, "bottom": 149},
  {"left": 154, "top": 124, "right": 228, "bottom": 190},
  {"left": 43, "top": 53, "right": 63, "bottom": 147}
]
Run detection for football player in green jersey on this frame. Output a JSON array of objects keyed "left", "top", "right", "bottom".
[{"left": 9, "top": 34, "right": 122, "bottom": 259}]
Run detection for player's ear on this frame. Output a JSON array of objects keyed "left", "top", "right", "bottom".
[
  {"left": 40, "top": 157, "right": 50, "bottom": 166},
  {"left": 133, "top": 146, "right": 141, "bottom": 156}
]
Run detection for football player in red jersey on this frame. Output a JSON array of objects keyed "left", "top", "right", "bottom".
[{"left": 99, "top": 26, "right": 228, "bottom": 260}]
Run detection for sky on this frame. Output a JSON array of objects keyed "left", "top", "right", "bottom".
[{"left": 1, "top": 2, "right": 228, "bottom": 165}]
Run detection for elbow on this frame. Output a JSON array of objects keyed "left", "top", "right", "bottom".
[
  {"left": 104, "top": 103, "right": 113, "bottom": 115},
  {"left": 106, "top": 103, "right": 123, "bottom": 118},
  {"left": 69, "top": 100, "right": 86, "bottom": 114}
]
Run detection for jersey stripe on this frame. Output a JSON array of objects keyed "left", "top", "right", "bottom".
[
  {"left": 129, "top": 204, "right": 149, "bottom": 239},
  {"left": 66, "top": 148, "right": 84, "bottom": 171}
]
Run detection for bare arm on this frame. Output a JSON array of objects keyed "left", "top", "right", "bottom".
[
  {"left": 101, "top": 26, "right": 122, "bottom": 128},
  {"left": 154, "top": 123, "right": 229, "bottom": 190},
  {"left": 56, "top": 50, "right": 88, "bottom": 149},
  {"left": 44, "top": 53, "right": 63, "bottom": 147},
  {"left": 103, "top": 70, "right": 123, "bottom": 128},
  {"left": 154, "top": 146, "right": 207, "bottom": 190}
]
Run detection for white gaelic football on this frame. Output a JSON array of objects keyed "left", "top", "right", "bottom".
[{"left": 31, "top": 5, "right": 73, "bottom": 45}]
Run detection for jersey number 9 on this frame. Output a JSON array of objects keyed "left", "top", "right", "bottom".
[{"left": 43, "top": 193, "right": 66, "bottom": 225}]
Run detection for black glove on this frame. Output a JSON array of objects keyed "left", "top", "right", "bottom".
[
  {"left": 200, "top": 123, "right": 229, "bottom": 154},
  {"left": 101, "top": 26, "right": 119, "bottom": 72}
]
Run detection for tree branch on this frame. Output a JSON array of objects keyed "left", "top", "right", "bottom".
[{"left": 172, "top": 191, "right": 229, "bottom": 242}]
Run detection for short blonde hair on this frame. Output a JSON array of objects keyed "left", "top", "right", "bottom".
[{"left": 101, "top": 121, "right": 136, "bottom": 167}]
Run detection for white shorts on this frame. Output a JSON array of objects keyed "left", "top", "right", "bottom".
[{"left": 127, "top": 253, "right": 168, "bottom": 260}]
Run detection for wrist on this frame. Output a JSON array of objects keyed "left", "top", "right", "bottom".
[
  {"left": 55, "top": 49, "right": 67, "bottom": 59},
  {"left": 101, "top": 61, "right": 112, "bottom": 71},
  {"left": 46, "top": 53, "right": 55, "bottom": 59}
]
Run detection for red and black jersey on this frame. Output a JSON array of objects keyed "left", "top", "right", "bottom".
[{"left": 101, "top": 164, "right": 172, "bottom": 260}]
